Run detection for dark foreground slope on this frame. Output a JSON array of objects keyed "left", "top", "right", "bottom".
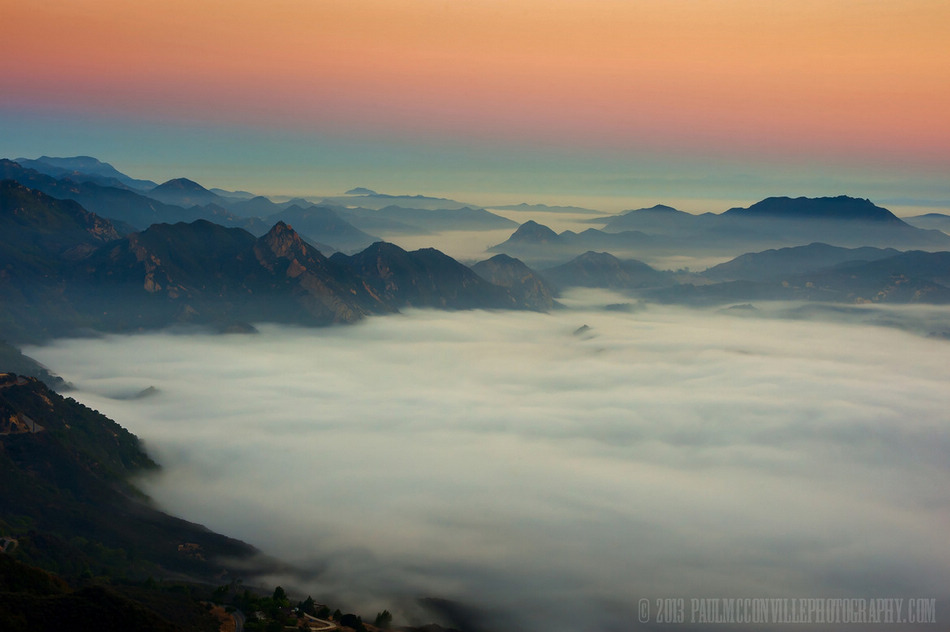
[{"left": 0, "top": 374, "right": 257, "bottom": 583}]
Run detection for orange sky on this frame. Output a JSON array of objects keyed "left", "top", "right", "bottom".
[{"left": 3, "top": 0, "right": 949, "bottom": 197}]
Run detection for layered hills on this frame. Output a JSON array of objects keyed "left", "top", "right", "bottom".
[
  {"left": 0, "top": 180, "right": 543, "bottom": 343},
  {"left": 493, "top": 196, "right": 950, "bottom": 266}
]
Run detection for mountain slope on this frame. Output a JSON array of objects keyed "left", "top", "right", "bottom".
[
  {"left": 146, "top": 178, "right": 223, "bottom": 208},
  {"left": 72, "top": 220, "right": 385, "bottom": 330},
  {"left": 542, "top": 251, "right": 672, "bottom": 290},
  {"left": 332, "top": 242, "right": 517, "bottom": 309},
  {"left": 14, "top": 156, "right": 158, "bottom": 190},
  {"left": 0, "top": 375, "right": 256, "bottom": 582},
  {"left": 702, "top": 243, "right": 901, "bottom": 282},
  {"left": 470, "top": 254, "right": 557, "bottom": 311},
  {"left": 721, "top": 196, "right": 904, "bottom": 222},
  {"left": 653, "top": 250, "right": 950, "bottom": 305},
  {"left": 267, "top": 204, "right": 380, "bottom": 252}
]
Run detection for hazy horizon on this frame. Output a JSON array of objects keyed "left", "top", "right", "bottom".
[{"left": 4, "top": 2, "right": 950, "bottom": 206}]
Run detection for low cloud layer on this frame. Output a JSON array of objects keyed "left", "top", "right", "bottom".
[{"left": 28, "top": 293, "right": 950, "bottom": 631}]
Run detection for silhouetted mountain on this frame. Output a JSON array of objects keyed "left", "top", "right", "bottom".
[
  {"left": 653, "top": 250, "right": 950, "bottom": 305},
  {"left": 489, "top": 221, "right": 655, "bottom": 267},
  {"left": 14, "top": 156, "right": 158, "bottom": 190},
  {"left": 209, "top": 186, "right": 256, "bottom": 199},
  {"left": 0, "top": 181, "right": 124, "bottom": 341},
  {"left": 345, "top": 187, "right": 377, "bottom": 195},
  {"left": 598, "top": 204, "right": 716, "bottom": 234},
  {"left": 504, "top": 220, "right": 560, "bottom": 244},
  {"left": 146, "top": 177, "right": 222, "bottom": 208},
  {"left": 491, "top": 196, "right": 950, "bottom": 266},
  {"left": 471, "top": 254, "right": 557, "bottom": 311},
  {"left": 0, "top": 159, "right": 218, "bottom": 229},
  {"left": 904, "top": 212, "right": 950, "bottom": 233},
  {"left": 331, "top": 242, "right": 517, "bottom": 309},
  {"left": 722, "top": 196, "right": 904, "bottom": 222},
  {"left": 0, "top": 180, "right": 120, "bottom": 261},
  {"left": 72, "top": 220, "right": 384, "bottom": 330},
  {"left": 267, "top": 204, "right": 379, "bottom": 252},
  {"left": 714, "top": 196, "right": 950, "bottom": 250},
  {"left": 336, "top": 204, "right": 517, "bottom": 235},
  {"left": 542, "top": 251, "right": 673, "bottom": 290},
  {"left": 703, "top": 243, "right": 901, "bottom": 282}
]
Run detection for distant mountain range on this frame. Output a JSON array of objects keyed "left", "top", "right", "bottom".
[
  {"left": 701, "top": 243, "right": 902, "bottom": 282},
  {"left": 493, "top": 196, "right": 950, "bottom": 266},
  {"left": 13, "top": 155, "right": 159, "bottom": 190},
  {"left": 4, "top": 158, "right": 522, "bottom": 251},
  {"left": 5, "top": 155, "right": 950, "bottom": 338},
  {"left": 488, "top": 202, "right": 604, "bottom": 215},
  {"left": 0, "top": 180, "right": 545, "bottom": 343},
  {"left": 652, "top": 248, "right": 950, "bottom": 306}
]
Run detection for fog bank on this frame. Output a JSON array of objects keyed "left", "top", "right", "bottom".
[{"left": 28, "top": 294, "right": 950, "bottom": 631}]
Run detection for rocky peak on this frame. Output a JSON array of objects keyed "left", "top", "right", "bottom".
[{"left": 258, "top": 221, "right": 311, "bottom": 259}]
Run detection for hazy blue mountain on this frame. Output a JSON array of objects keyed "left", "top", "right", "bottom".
[
  {"left": 653, "top": 250, "right": 950, "bottom": 306},
  {"left": 502, "top": 220, "right": 560, "bottom": 244},
  {"left": 541, "top": 251, "right": 673, "bottom": 290},
  {"left": 0, "top": 159, "right": 225, "bottom": 229},
  {"left": 146, "top": 177, "right": 223, "bottom": 208},
  {"left": 714, "top": 196, "right": 950, "bottom": 250},
  {"left": 331, "top": 242, "right": 518, "bottom": 310},
  {"left": 702, "top": 243, "right": 901, "bottom": 282},
  {"left": 345, "top": 186, "right": 378, "bottom": 195},
  {"left": 336, "top": 204, "right": 517, "bottom": 234},
  {"left": 470, "top": 254, "right": 558, "bottom": 311},
  {"left": 597, "top": 204, "right": 718, "bottom": 234},
  {"left": 489, "top": 220, "right": 655, "bottom": 267},
  {"left": 904, "top": 212, "right": 950, "bottom": 233},
  {"left": 491, "top": 196, "right": 950, "bottom": 266},
  {"left": 722, "top": 195, "right": 902, "bottom": 222},
  {"left": 14, "top": 155, "right": 158, "bottom": 190},
  {"left": 224, "top": 194, "right": 284, "bottom": 217},
  {"left": 209, "top": 186, "right": 256, "bottom": 199},
  {"left": 489, "top": 202, "right": 604, "bottom": 215},
  {"left": 267, "top": 204, "right": 380, "bottom": 252},
  {"left": 320, "top": 191, "right": 476, "bottom": 211}
]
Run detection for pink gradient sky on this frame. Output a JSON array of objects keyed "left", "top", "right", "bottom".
[{"left": 3, "top": 0, "right": 949, "bottom": 207}]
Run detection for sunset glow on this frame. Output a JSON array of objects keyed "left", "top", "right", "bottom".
[{"left": 3, "top": 0, "right": 949, "bottom": 202}]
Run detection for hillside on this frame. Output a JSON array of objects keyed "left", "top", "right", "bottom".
[{"left": 0, "top": 374, "right": 257, "bottom": 582}]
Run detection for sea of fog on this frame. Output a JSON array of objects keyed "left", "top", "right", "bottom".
[{"left": 27, "top": 291, "right": 950, "bottom": 631}]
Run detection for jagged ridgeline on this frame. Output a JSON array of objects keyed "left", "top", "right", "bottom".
[{"left": 0, "top": 179, "right": 543, "bottom": 344}]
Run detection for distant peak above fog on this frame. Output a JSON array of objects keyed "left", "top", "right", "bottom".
[{"left": 344, "top": 187, "right": 378, "bottom": 195}]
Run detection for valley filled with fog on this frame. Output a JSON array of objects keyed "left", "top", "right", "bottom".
[{"left": 27, "top": 292, "right": 950, "bottom": 631}]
